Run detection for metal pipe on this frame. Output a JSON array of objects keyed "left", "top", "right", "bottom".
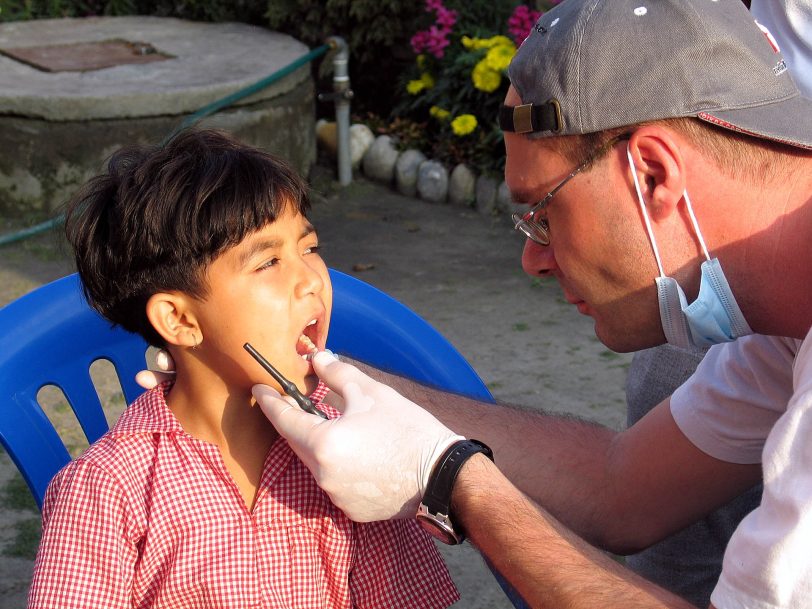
[{"left": 326, "top": 36, "right": 352, "bottom": 186}]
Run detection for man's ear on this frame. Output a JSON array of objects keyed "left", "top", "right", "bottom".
[
  {"left": 626, "top": 126, "right": 687, "bottom": 222},
  {"left": 146, "top": 292, "right": 201, "bottom": 348}
]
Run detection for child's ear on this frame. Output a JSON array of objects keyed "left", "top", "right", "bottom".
[{"left": 146, "top": 292, "right": 201, "bottom": 348}]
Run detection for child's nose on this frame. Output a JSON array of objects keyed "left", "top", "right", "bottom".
[{"left": 294, "top": 259, "right": 325, "bottom": 297}]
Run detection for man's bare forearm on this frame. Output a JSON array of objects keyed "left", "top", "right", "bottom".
[
  {"left": 356, "top": 361, "right": 761, "bottom": 552},
  {"left": 452, "top": 455, "right": 700, "bottom": 609},
  {"left": 354, "top": 361, "right": 623, "bottom": 543}
]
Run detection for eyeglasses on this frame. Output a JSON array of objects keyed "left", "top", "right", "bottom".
[{"left": 511, "top": 134, "right": 629, "bottom": 246}]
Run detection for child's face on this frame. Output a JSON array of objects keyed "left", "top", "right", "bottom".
[{"left": 191, "top": 208, "right": 332, "bottom": 396}]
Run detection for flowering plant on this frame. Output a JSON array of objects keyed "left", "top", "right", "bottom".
[{"left": 392, "top": 0, "right": 560, "bottom": 176}]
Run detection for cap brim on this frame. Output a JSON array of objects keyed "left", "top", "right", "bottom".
[{"left": 698, "top": 93, "right": 812, "bottom": 151}]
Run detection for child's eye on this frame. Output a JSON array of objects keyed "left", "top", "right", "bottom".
[
  {"left": 304, "top": 244, "right": 322, "bottom": 255},
  {"left": 257, "top": 257, "right": 280, "bottom": 271}
]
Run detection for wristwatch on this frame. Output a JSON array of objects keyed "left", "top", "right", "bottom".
[{"left": 416, "top": 439, "right": 493, "bottom": 545}]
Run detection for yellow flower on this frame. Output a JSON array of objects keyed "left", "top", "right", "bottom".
[
  {"left": 471, "top": 60, "right": 502, "bottom": 92},
  {"left": 430, "top": 106, "right": 451, "bottom": 121},
  {"left": 407, "top": 79, "right": 426, "bottom": 94},
  {"left": 483, "top": 35, "right": 514, "bottom": 49},
  {"left": 416, "top": 54, "right": 427, "bottom": 70},
  {"left": 485, "top": 43, "right": 515, "bottom": 71},
  {"left": 406, "top": 72, "right": 435, "bottom": 95},
  {"left": 462, "top": 36, "right": 492, "bottom": 50},
  {"left": 451, "top": 114, "right": 477, "bottom": 136}
]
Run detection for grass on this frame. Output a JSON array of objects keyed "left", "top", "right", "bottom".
[
  {"left": 1, "top": 472, "right": 41, "bottom": 560},
  {"left": 4, "top": 517, "right": 41, "bottom": 559},
  {"left": 3, "top": 473, "right": 37, "bottom": 511}
]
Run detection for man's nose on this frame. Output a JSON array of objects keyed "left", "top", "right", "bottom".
[{"left": 521, "top": 238, "right": 557, "bottom": 278}]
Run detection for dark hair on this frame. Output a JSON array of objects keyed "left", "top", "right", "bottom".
[{"left": 64, "top": 129, "right": 311, "bottom": 346}]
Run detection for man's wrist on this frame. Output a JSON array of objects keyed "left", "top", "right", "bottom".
[
  {"left": 416, "top": 439, "right": 493, "bottom": 544},
  {"left": 449, "top": 451, "right": 499, "bottom": 537}
]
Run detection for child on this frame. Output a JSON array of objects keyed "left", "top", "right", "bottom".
[{"left": 28, "top": 129, "right": 459, "bottom": 608}]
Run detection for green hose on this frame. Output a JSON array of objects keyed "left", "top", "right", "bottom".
[{"left": 0, "top": 43, "right": 331, "bottom": 248}]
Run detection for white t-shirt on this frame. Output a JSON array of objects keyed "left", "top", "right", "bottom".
[
  {"left": 670, "top": 331, "right": 812, "bottom": 608},
  {"left": 751, "top": 0, "right": 812, "bottom": 97}
]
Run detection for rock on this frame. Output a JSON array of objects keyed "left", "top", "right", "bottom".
[
  {"left": 362, "top": 134, "right": 399, "bottom": 184},
  {"left": 316, "top": 119, "right": 337, "bottom": 156},
  {"left": 394, "top": 149, "right": 427, "bottom": 197},
  {"left": 497, "top": 179, "right": 522, "bottom": 215},
  {"left": 475, "top": 175, "right": 498, "bottom": 216},
  {"left": 448, "top": 164, "right": 476, "bottom": 207},
  {"left": 349, "top": 123, "right": 375, "bottom": 169},
  {"left": 317, "top": 121, "right": 374, "bottom": 170},
  {"left": 417, "top": 160, "right": 449, "bottom": 203}
]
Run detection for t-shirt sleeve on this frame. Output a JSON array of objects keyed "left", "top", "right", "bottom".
[
  {"left": 710, "top": 331, "right": 812, "bottom": 609},
  {"left": 349, "top": 519, "right": 459, "bottom": 609},
  {"left": 28, "top": 458, "right": 138, "bottom": 609},
  {"left": 670, "top": 334, "right": 799, "bottom": 464}
]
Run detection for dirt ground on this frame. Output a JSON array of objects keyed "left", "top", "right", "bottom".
[{"left": 0, "top": 172, "right": 632, "bottom": 608}]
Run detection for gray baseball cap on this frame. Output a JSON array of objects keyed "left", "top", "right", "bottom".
[{"left": 500, "top": 0, "right": 812, "bottom": 150}]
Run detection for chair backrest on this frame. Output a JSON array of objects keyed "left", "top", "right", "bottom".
[{"left": 0, "top": 269, "right": 492, "bottom": 509}]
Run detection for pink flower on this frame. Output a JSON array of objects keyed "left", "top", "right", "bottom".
[
  {"left": 508, "top": 4, "right": 542, "bottom": 46},
  {"left": 411, "top": 0, "right": 457, "bottom": 59}
]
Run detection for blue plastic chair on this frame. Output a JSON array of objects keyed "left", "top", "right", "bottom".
[
  {"left": 0, "top": 269, "right": 492, "bottom": 509},
  {"left": 0, "top": 270, "right": 530, "bottom": 609}
]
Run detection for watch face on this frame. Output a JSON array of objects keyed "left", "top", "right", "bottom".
[{"left": 416, "top": 511, "right": 463, "bottom": 545}]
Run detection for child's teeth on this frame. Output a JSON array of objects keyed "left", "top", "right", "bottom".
[{"left": 299, "top": 334, "right": 317, "bottom": 353}]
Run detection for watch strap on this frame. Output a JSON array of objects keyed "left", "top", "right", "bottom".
[{"left": 421, "top": 439, "right": 494, "bottom": 516}]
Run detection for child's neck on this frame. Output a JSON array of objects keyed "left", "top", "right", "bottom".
[{"left": 166, "top": 356, "right": 280, "bottom": 511}]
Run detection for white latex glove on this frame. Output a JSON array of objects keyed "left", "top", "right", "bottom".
[
  {"left": 253, "top": 351, "right": 464, "bottom": 522},
  {"left": 135, "top": 349, "right": 176, "bottom": 390}
]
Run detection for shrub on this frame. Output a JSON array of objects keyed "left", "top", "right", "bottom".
[{"left": 391, "top": 0, "right": 561, "bottom": 177}]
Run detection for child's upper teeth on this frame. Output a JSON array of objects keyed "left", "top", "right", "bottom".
[{"left": 306, "top": 319, "right": 317, "bottom": 326}]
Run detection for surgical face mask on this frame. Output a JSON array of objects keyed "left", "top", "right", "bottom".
[{"left": 626, "top": 146, "right": 752, "bottom": 349}]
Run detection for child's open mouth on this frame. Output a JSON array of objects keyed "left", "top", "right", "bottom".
[{"left": 296, "top": 319, "right": 321, "bottom": 359}]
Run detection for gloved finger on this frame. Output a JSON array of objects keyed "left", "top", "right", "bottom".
[
  {"left": 253, "top": 384, "right": 327, "bottom": 443},
  {"left": 311, "top": 351, "right": 375, "bottom": 400},
  {"left": 154, "top": 349, "right": 175, "bottom": 371},
  {"left": 340, "top": 381, "right": 375, "bottom": 415},
  {"left": 135, "top": 369, "right": 175, "bottom": 390}
]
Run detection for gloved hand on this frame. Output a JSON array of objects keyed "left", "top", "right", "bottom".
[
  {"left": 135, "top": 349, "right": 176, "bottom": 389},
  {"left": 253, "top": 351, "right": 464, "bottom": 522}
]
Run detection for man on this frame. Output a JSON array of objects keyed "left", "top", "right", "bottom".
[{"left": 257, "top": 1, "right": 812, "bottom": 606}]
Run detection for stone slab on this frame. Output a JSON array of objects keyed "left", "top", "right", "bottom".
[
  {"left": 0, "top": 16, "right": 312, "bottom": 120},
  {"left": 0, "top": 39, "right": 171, "bottom": 72}
]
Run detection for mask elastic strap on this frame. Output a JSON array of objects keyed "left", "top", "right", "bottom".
[
  {"left": 627, "top": 145, "right": 666, "bottom": 278},
  {"left": 681, "top": 191, "right": 711, "bottom": 262}
]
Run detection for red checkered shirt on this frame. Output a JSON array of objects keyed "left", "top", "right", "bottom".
[{"left": 28, "top": 382, "right": 459, "bottom": 609}]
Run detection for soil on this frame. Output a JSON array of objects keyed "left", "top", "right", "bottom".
[{"left": 0, "top": 172, "right": 632, "bottom": 608}]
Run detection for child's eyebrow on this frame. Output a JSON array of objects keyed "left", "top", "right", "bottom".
[{"left": 237, "top": 225, "right": 316, "bottom": 268}]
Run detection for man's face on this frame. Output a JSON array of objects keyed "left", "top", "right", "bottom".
[
  {"left": 191, "top": 208, "right": 332, "bottom": 395},
  {"left": 503, "top": 88, "right": 663, "bottom": 352}
]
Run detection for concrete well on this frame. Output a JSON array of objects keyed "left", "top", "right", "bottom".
[{"left": 0, "top": 16, "right": 317, "bottom": 216}]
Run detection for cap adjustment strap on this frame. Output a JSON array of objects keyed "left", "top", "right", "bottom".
[{"left": 499, "top": 100, "right": 562, "bottom": 134}]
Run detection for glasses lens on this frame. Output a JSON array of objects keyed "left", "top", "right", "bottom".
[{"left": 514, "top": 217, "right": 549, "bottom": 245}]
